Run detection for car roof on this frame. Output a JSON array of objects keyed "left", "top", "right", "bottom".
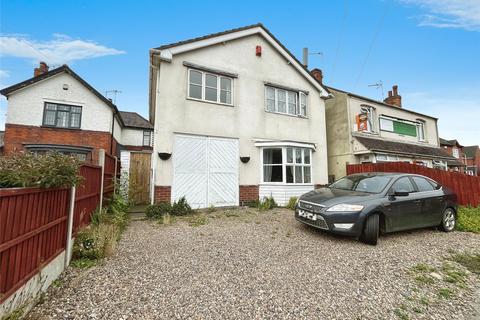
[{"left": 347, "top": 172, "right": 432, "bottom": 179}]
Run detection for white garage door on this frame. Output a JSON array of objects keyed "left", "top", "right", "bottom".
[{"left": 172, "top": 134, "right": 239, "bottom": 208}]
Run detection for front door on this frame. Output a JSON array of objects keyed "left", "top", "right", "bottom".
[
  {"left": 385, "top": 177, "right": 422, "bottom": 232},
  {"left": 129, "top": 152, "right": 151, "bottom": 204}
]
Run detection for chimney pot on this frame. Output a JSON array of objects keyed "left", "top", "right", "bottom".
[
  {"left": 310, "top": 68, "right": 323, "bottom": 84},
  {"left": 388, "top": 91, "right": 392, "bottom": 97},
  {"left": 384, "top": 85, "right": 402, "bottom": 107},
  {"left": 392, "top": 85, "right": 398, "bottom": 96},
  {"left": 34, "top": 61, "right": 49, "bottom": 77}
]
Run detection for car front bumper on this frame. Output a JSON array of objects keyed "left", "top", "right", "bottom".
[{"left": 294, "top": 208, "right": 365, "bottom": 237}]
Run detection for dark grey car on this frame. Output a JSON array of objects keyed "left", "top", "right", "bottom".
[{"left": 295, "top": 173, "right": 457, "bottom": 245}]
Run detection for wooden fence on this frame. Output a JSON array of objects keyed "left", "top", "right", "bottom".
[
  {"left": 0, "top": 187, "right": 70, "bottom": 303},
  {"left": 0, "top": 153, "right": 118, "bottom": 304},
  {"left": 346, "top": 162, "right": 480, "bottom": 206}
]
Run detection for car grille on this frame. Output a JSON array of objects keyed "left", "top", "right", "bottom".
[
  {"left": 298, "top": 200, "right": 324, "bottom": 213},
  {"left": 295, "top": 212, "right": 329, "bottom": 230}
]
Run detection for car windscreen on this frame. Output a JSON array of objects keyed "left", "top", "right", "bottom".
[{"left": 330, "top": 175, "right": 392, "bottom": 193}]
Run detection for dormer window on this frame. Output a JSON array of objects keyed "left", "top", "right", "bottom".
[{"left": 265, "top": 85, "right": 307, "bottom": 117}]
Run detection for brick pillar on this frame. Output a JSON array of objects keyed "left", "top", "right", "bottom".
[
  {"left": 154, "top": 186, "right": 171, "bottom": 203},
  {"left": 239, "top": 185, "right": 259, "bottom": 205}
]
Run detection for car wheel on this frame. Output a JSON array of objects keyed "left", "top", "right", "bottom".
[
  {"left": 361, "top": 213, "right": 379, "bottom": 245},
  {"left": 440, "top": 208, "right": 456, "bottom": 232}
]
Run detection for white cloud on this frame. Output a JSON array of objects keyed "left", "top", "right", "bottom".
[
  {"left": 0, "top": 70, "right": 9, "bottom": 78},
  {"left": 401, "top": 0, "right": 480, "bottom": 31},
  {"left": 0, "top": 34, "right": 125, "bottom": 65},
  {"left": 403, "top": 91, "right": 479, "bottom": 146}
]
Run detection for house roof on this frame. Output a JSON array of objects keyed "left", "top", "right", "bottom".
[
  {"left": 463, "top": 145, "right": 479, "bottom": 158},
  {"left": 119, "top": 111, "right": 153, "bottom": 130},
  {"left": 0, "top": 65, "right": 121, "bottom": 115},
  {"left": 355, "top": 136, "right": 455, "bottom": 160},
  {"left": 439, "top": 138, "right": 463, "bottom": 148},
  {"left": 152, "top": 23, "right": 331, "bottom": 96},
  {"left": 327, "top": 86, "right": 437, "bottom": 120}
]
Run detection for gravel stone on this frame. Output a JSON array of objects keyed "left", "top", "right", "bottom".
[{"left": 26, "top": 208, "right": 480, "bottom": 320}]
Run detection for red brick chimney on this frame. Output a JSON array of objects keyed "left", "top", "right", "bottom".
[
  {"left": 384, "top": 85, "right": 402, "bottom": 107},
  {"left": 310, "top": 68, "right": 323, "bottom": 84},
  {"left": 34, "top": 62, "right": 49, "bottom": 77}
]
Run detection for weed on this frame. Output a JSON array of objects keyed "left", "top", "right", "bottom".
[
  {"left": 187, "top": 215, "right": 208, "bottom": 227},
  {"left": 448, "top": 252, "right": 480, "bottom": 275},
  {"left": 394, "top": 308, "right": 409, "bottom": 320},
  {"left": 258, "top": 196, "right": 277, "bottom": 211},
  {"left": 412, "top": 263, "right": 436, "bottom": 273},
  {"left": 456, "top": 206, "right": 480, "bottom": 233},
  {"left": 286, "top": 197, "right": 298, "bottom": 210},
  {"left": 437, "top": 288, "right": 454, "bottom": 299},
  {"left": 412, "top": 306, "right": 423, "bottom": 314},
  {"left": 52, "top": 279, "right": 62, "bottom": 287},
  {"left": 3, "top": 306, "right": 25, "bottom": 320},
  {"left": 71, "top": 257, "right": 97, "bottom": 269},
  {"left": 414, "top": 274, "right": 435, "bottom": 285},
  {"left": 419, "top": 297, "right": 429, "bottom": 306}
]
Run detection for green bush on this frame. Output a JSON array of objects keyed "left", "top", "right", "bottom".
[
  {"left": 258, "top": 196, "right": 277, "bottom": 211},
  {"left": 146, "top": 202, "right": 172, "bottom": 219},
  {"left": 171, "top": 196, "right": 192, "bottom": 216},
  {"left": 0, "top": 151, "right": 81, "bottom": 188},
  {"left": 286, "top": 197, "right": 298, "bottom": 210},
  {"left": 456, "top": 206, "right": 480, "bottom": 233}
]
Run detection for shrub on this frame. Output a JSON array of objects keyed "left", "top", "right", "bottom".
[
  {"left": 258, "top": 196, "right": 277, "bottom": 211},
  {"left": 0, "top": 151, "right": 81, "bottom": 188},
  {"left": 286, "top": 197, "right": 298, "bottom": 210},
  {"left": 456, "top": 206, "right": 480, "bottom": 234},
  {"left": 171, "top": 197, "right": 192, "bottom": 216},
  {"left": 146, "top": 202, "right": 172, "bottom": 219}
]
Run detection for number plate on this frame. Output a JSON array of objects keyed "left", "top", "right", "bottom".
[{"left": 298, "top": 209, "right": 317, "bottom": 221}]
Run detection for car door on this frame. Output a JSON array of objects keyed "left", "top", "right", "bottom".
[
  {"left": 384, "top": 176, "right": 423, "bottom": 232},
  {"left": 411, "top": 176, "right": 445, "bottom": 226}
]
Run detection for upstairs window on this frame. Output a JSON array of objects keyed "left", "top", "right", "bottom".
[
  {"left": 357, "top": 105, "right": 375, "bottom": 133},
  {"left": 143, "top": 131, "right": 152, "bottom": 146},
  {"left": 43, "top": 102, "right": 82, "bottom": 129},
  {"left": 379, "top": 117, "right": 417, "bottom": 137},
  {"left": 265, "top": 86, "right": 307, "bottom": 117},
  {"left": 452, "top": 147, "right": 459, "bottom": 158},
  {"left": 416, "top": 120, "right": 426, "bottom": 141},
  {"left": 188, "top": 69, "right": 233, "bottom": 105}
]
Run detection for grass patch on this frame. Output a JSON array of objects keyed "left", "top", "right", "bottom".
[
  {"left": 394, "top": 308, "right": 409, "bottom": 320},
  {"left": 187, "top": 215, "right": 208, "bottom": 227},
  {"left": 412, "top": 263, "right": 436, "bottom": 273},
  {"left": 52, "top": 279, "right": 62, "bottom": 287},
  {"left": 456, "top": 206, "right": 480, "bottom": 233},
  {"left": 414, "top": 274, "right": 435, "bottom": 285},
  {"left": 437, "top": 288, "right": 454, "bottom": 299},
  {"left": 419, "top": 297, "right": 429, "bottom": 306},
  {"left": 448, "top": 252, "right": 480, "bottom": 275},
  {"left": 71, "top": 257, "right": 97, "bottom": 269},
  {"left": 441, "top": 263, "right": 467, "bottom": 285}
]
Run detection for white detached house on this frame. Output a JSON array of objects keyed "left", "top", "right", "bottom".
[{"left": 149, "top": 24, "right": 331, "bottom": 208}]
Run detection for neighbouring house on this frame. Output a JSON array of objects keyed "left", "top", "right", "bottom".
[
  {"left": 148, "top": 23, "right": 331, "bottom": 208},
  {"left": 439, "top": 138, "right": 467, "bottom": 173},
  {"left": 324, "top": 84, "right": 455, "bottom": 181},
  {"left": 0, "top": 63, "right": 153, "bottom": 202},
  {"left": 463, "top": 145, "right": 480, "bottom": 176}
]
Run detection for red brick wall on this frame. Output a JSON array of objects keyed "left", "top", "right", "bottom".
[
  {"left": 3, "top": 124, "right": 117, "bottom": 163},
  {"left": 154, "top": 186, "right": 171, "bottom": 203},
  {"left": 239, "top": 185, "right": 259, "bottom": 204}
]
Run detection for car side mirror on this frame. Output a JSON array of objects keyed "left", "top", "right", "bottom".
[{"left": 388, "top": 189, "right": 409, "bottom": 197}]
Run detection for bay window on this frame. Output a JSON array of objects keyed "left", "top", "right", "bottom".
[
  {"left": 262, "top": 147, "right": 312, "bottom": 184},
  {"left": 188, "top": 69, "right": 233, "bottom": 105},
  {"left": 265, "top": 86, "right": 307, "bottom": 117}
]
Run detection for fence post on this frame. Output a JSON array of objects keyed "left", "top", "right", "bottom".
[
  {"left": 98, "top": 149, "right": 105, "bottom": 209},
  {"left": 65, "top": 186, "right": 76, "bottom": 266},
  {"left": 113, "top": 156, "right": 118, "bottom": 194}
]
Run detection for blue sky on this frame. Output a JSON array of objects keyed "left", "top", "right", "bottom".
[{"left": 1, "top": 0, "right": 479, "bottom": 145}]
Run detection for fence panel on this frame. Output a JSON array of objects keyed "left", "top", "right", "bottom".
[
  {"left": 103, "top": 154, "right": 116, "bottom": 200},
  {"left": 74, "top": 164, "right": 102, "bottom": 234},
  {"left": 0, "top": 187, "right": 70, "bottom": 303},
  {"left": 346, "top": 162, "right": 480, "bottom": 206}
]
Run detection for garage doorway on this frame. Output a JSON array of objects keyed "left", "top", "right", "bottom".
[{"left": 172, "top": 134, "right": 239, "bottom": 208}]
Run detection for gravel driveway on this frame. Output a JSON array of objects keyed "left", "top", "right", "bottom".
[{"left": 27, "top": 208, "right": 480, "bottom": 320}]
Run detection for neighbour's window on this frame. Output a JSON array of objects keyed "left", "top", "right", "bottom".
[
  {"left": 265, "top": 86, "right": 307, "bottom": 117},
  {"left": 188, "top": 69, "right": 233, "bottom": 105},
  {"left": 379, "top": 117, "right": 417, "bottom": 137},
  {"left": 43, "top": 102, "right": 82, "bottom": 129},
  {"left": 143, "top": 131, "right": 151, "bottom": 146},
  {"left": 262, "top": 147, "right": 312, "bottom": 184},
  {"left": 452, "top": 147, "right": 459, "bottom": 159},
  {"left": 391, "top": 177, "right": 416, "bottom": 193},
  {"left": 411, "top": 177, "right": 435, "bottom": 192},
  {"left": 417, "top": 120, "right": 426, "bottom": 141},
  {"left": 358, "top": 105, "right": 375, "bottom": 133}
]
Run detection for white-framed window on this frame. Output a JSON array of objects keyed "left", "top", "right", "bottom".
[
  {"left": 265, "top": 86, "right": 307, "bottom": 117},
  {"left": 416, "top": 120, "right": 426, "bottom": 141},
  {"left": 187, "top": 69, "right": 233, "bottom": 105},
  {"left": 452, "top": 147, "right": 459, "bottom": 159},
  {"left": 359, "top": 105, "right": 375, "bottom": 133},
  {"left": 262, "top": 147, "right": 312, "bottom": 184}
]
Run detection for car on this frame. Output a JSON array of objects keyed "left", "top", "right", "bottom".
[{"left": 295, "top": 172, "right": 457, "bottom": 245}]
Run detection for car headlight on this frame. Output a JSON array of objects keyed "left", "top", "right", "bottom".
[{"left": 326, "top": 204, "right": 364, "bottom": 212}]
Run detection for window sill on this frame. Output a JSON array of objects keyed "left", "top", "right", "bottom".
[
  {"left": 186, "top": 97, "right": 234, "bottom": 108},
  {"left": 264, "top": 110, "right": 308, "bottom": 119},
  {"left": 41, "top": 126, "right": 82, "bottom": 131}
]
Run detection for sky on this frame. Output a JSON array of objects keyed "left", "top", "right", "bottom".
[{"left": 0, "top": 0, "right": 479, "bottom": 145}]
